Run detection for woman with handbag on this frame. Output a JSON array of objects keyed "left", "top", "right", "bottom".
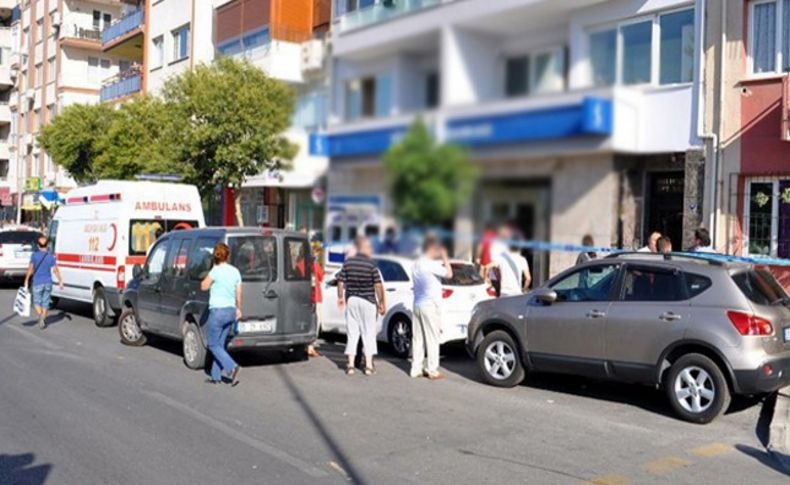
[{"left": 23, "top": 235, "right": 64, "bottom": 329}]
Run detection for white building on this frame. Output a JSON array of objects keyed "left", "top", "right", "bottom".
[
  {"left": 323, "top": 0, "right": 704, "bottom": 280},
  {"left": 0, "top": 3, "right": 15, "bottom": 220}
]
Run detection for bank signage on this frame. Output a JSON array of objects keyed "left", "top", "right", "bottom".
[{"left": 314, "top": 97, "right": 613, "bottom": 158}]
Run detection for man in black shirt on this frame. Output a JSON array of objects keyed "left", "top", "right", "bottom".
[{"left": 337, "top": 236, "right": 386, "bottom": 376}]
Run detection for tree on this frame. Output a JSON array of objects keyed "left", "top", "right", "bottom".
[
  {"left": 93, "top": 97, "right": 180, "bottom": 180},
  {"left": 38, "top": 103, "right": 115, "bottom": 183},
  {"left": 162, "top": 56, "right": 297, "bottom": 225},
  {"left": 383, "top": 120, "right": 478, "bottom": 228}
]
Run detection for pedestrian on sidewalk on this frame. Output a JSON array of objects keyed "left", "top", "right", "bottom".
[
  {"left": 576, "top": 234, "right": 598, "bottom": 265},
  {"left": 308, "top": 243, "right": 324, "bottom": 358},
  {"left": 493, "top": 235, "right": 531, "bottom": 297},
  {"left": 691, "top": 228, "right": 715, "bottom": 253},
  {"left": 410, "top": 234, "right": 453, "bottom": 380},
  {"left": 638, "top": 231, "right": 662, "bottom": 253},
  {"left": 23, "top": 235, "right": 63, "bottom": 329},
  {"left": 657, "top": 236, "right": 673, "bottom": 254},
  {"left": 337, "top": 235, "right": 386, "bottom": 376},
  {"left": 200, "top": 243, "right": 242, "bottom": 386}
]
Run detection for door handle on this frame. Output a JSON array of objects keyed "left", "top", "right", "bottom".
[
  {"left": 264, "top": 289, "right": 278, "bottom": 299},
  {"left": 659, "top": 312, "right": 682, "bottom": 322},
  {"left": 586, "top": 309, "right": 606, "bottom": 319},
  {"left": 386, "top": 288, "right": 397, "bottom": 292}
]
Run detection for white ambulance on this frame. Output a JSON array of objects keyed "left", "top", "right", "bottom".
[{"left": 50, "top": 181, "right": 205, "bottom": 326}]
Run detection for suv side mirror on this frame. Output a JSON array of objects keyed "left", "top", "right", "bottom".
[
  {"left": 532, "top": 288, "right": 558, "bottom": 305},
  {"left": 132, "top": 264, "right": 143, "bottom": 280}
]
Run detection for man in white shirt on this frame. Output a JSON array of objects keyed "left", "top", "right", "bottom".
[
  {"left": 411, "top": 234, "right": 453, "bottom": 380},
  {"left": 638, "top": 231, "right": 662, "bottom": 253},
  {"left": 493, "top": 243, "right": 531, "bottom": 297},
  {"left": 691, "top": 228, "right": 716, "bottom": 253}
]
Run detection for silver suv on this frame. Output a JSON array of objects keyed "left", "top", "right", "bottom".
[{"left": 466, "top": 253, "right": 790, "bottom": 423}]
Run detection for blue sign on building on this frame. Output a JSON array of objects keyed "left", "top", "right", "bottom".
[{"left": 311, "top": 96, "right": 613, "bottom": 158}]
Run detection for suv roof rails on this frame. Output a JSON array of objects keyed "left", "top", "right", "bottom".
[{"left": 604, "top": 251, "right": 726, "bottom": 266}]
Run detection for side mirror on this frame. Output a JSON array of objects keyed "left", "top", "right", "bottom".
[
  {"left": 132, "top": 265, "right": 143, "bottom": 280},
  {"left": 532, "top": 288, "right": 558, "bottom": 305}
]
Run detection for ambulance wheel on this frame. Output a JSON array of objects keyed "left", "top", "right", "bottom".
[
  {"left": 49, "top": 296, "right": 60, "bottom": 308},
  {"left": 93, "top": 287, "right": 114, "bottom": 327}
]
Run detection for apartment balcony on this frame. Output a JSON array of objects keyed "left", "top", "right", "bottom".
[
  {"left": 59, "top": 22, "right": 102, "bottom": 51},
  {"left": 336, "top": 0, "right": 443, "bottom": 33},
  {"left": 102, "top": 8, "right": 144, "bottom": 60},
  {"left": 100, "top": 69, "right": 142, "bottom": 102},
  {"left": 0, "top": 102, "right": 10, "bottom": 125},
  {"left": 0, "top": 66, "right": 13, "bottom": 90}
]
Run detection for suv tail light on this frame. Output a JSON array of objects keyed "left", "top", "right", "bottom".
[
  {"left": 486, "top": 286, "right": 497, "bottom": 297},
  {"left": 727, "top": 311, "right": 774, "bottom": 336},
  {"left": 442, "top": 289, "right": 454, "bottom": 299},
  {"left": 117, "top": 265, "right": 126, "bottom": 290}
]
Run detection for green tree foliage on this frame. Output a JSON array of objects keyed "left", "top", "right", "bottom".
[
  {"left": 38, "top": 103, "right": 115, "bottom": 183},
  {"left": 163, "top": 57, "right": 298, "bottom": 224},
  {"left": 383, "top": 120, "right": 478, "bottom": 227}
]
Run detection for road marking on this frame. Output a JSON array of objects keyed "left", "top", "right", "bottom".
[
  {"left": 585, "top": 474, "right": 632, "bottom": 485},
  {"left": 690, "top": 443, "right": 733, "bottom": 458},
  {"left": 328, "top": 460, "right": 350, "bottom": 480},
  {"left": 642, "top": 456, "right": 693, "bottom": 475},
  {"left": 142, "top": 389, "right": 329, "bottom": 478}
]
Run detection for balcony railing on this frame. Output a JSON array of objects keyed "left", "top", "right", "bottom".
[
  {"left": 336, "top": 0, "right": 443, "bottom": 33},
  {"left": 102, "top": 9, "right": 144, "bottom": 45},
  {"left": 100, "top": 69, "right": 141, "bottom": 102},
  {"left": 61, "top": 24, "right": 102, "bottom": 42}
]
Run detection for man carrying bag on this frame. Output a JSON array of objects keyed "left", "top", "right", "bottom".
[{"left": 23, "top": 235, "right": 64, "bottom": 329}]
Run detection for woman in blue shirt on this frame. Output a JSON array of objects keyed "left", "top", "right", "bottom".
[{"left": 200, "top": 243, "right": 242, "bottom": 386}]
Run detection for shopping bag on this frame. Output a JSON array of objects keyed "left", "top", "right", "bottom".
[{"left": 14, "top": 287, "right": 31, "bottom": 318}]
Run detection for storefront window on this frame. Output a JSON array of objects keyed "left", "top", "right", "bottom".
[{"left": 744, "top": 179, "right": 790, "bottom": 257}]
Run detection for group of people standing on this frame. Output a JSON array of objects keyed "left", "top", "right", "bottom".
[{"left": 575, "top": 227, "right": 716, "bottom": 265}]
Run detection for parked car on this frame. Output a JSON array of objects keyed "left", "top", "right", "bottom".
[
  {"left": 118, "top": 228, "right": 315, "bottom": 369},
  {"left": 51, "top": 180, "right": 205, "bottom": 327},
  {"left": 0, "top": 230, "right": 38, "bottom": 281},
  {"left": 466, "top": 253, "right": 790, "bottom": 424},
  {"left": 319, "top": 255, "right": 495, "bottom": 358}
]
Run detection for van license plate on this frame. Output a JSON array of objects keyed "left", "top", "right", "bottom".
[
  {"left": 238, "top": 320, "right": 274, "bottom": 334},
  {"left": 784, "top": 327, "right": 790, "bottom": 342}
]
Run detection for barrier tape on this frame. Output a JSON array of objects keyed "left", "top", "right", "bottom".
[{"left": 322, "top": 229, "right": 790, "bottom": 268}]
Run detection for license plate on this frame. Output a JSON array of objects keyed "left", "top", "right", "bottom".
[
  {"left": 784, "top": 327, "right": 790, "bottom": 342},
  {"left": 15, "top": 250, "right": 30, "bottom": 259},
  {"left": 237, "top": 319, "right": 275, "bottom": 334}
]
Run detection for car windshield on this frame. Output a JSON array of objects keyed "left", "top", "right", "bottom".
[
  {"left": 731, "top": 268, "right": 788, "bottom": 306},
  {"left": 0, "top": 231, "right": 37, "bottom": 245},
  {"left": 441, "top": 263, "right": 484, "bottom": 286}
]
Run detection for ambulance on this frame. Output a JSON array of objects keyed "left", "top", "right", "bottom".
[{"left": 50, "top": 181, "right": 205, "bottom": 326}]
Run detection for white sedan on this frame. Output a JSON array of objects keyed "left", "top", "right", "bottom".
[{"left": 319, "top": 255, "right": 495, "bottom": 358}]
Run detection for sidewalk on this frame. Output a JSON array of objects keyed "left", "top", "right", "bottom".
[{"left": 769, "top": 386, "right": 790, "bottom": 473}]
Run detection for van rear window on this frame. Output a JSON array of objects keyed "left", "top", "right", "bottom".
[
  {"left": 732, "top": 269, "right": 787, "bottom": 306},
  {"left": 229, "top": 236, "right": 277, "bottom": 282},
  {"left": 129, "top": 219, "right": 198, "bottom": 255}
]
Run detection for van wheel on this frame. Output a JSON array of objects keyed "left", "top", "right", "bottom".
[
  {"left": 665, "top": 353, "right": 730, "bottom": 424},
  {"left": 93, "top": 287, "right": 114, "bottom": 327},
  {"left": 183, "top": 323, "right": 207, "bottom": 370},
  {"left": 388, "top": 316, "right": 411, "bottom": 359},
  {"left": 119, "top": 308, "right": 146, "bottom": 346},
  {"left": 284, "top": 344, "right": 309, "bottom": 363},
  {"left": 477, "top": 330, "right": 525, "bottom": 388}
]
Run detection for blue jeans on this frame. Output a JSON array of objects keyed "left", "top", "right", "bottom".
[
  {"left": 206, "top": 307, "right": 238, "bottom": 382},
  {"left": 32, "top": 284, "right": 52, "bottom": 310}
]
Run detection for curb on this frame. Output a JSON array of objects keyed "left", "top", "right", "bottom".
[{"left": 768, "top": 386, "right": 790, "bottom": 473}]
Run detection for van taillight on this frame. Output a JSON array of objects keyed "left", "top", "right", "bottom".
[
  {"left": 727, "top": 311, "right": 773, "bottom": 336},
  {"left": 117, "top": 266, "right": 126, "bottom": 290},
  {"left": 442, "top": 289, "right": 454, "bottom": 299}
]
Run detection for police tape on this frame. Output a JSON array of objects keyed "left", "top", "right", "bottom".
[{"left": 321, "top": 229, "right": 790, "bottom": 268}]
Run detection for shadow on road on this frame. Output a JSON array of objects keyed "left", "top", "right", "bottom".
[
  {"left": 275, "top": 366, "right": 367, "bottom": 484},
  {"left": 0, "top": 453, "right": 52, "bottom": 485},
  {"left": 735, "top": 444, "right": 790, "bottom": 477}
]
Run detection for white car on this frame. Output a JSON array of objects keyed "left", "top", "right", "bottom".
[
  {"left": 0, "top": 230, "right": 38, "bottom": 281},
  {"left": 319, "top": 255, "right": 495, "bottom": 358}
]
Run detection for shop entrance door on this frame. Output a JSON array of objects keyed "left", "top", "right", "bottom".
[{"left": 645, "top": 171, "right": 685, "bottom": 250}]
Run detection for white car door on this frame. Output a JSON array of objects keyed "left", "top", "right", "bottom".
[
  {"left": 319, "top": 267, "right": 347, "bottom": 333},
  {"left": 374, "top": 259, "right": 413, "bottom": 340}
]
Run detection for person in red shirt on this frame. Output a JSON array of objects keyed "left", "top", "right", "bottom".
[{"left": 308, "top": 243, "right": 324, "bottom": 358}]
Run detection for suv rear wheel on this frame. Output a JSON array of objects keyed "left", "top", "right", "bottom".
[
  {"left": 477, "top": 330, "right": 525, "bottom": 388},
  {"left": 183, "top": 322, "right": 207, "bottom": 370},
  {"left": 118, "top": 308, "right": 146, "bottom": 346},
  {"left": 665, "top": 353, "right": 731, "bottom": 424},
  {"left": 388, "top": 316, "right": 411, "bottom": 359}
]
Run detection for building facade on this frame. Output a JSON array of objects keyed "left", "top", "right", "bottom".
[
  {"left": 322, "top": 0, "right": 705, "bottom": 281},
  {"left": 213, "top": 0, "right": 331, "bottom": 231},
  {"left": 0, "top": 3, "right": 16, "bottom": 220}
]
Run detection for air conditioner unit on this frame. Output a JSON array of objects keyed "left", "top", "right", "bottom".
[
  {"left": 301, "top": 39, "right": 325, "bottom": 73},
  {"left": 24, "top": 133, "right": 34, "bottom": 146},
  {"left": 24, "top": 90, "right": 34, "bottom": 104},
  {"left": 51, "top": 12, "right": 62, "bottom": 28}
]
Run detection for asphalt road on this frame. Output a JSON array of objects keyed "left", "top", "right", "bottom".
[{"left": 0, "top": 287, "right": 788, "bottom": 485}]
